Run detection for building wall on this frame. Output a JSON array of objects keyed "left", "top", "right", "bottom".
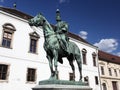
[
  {"left": 0, "top": 10, "right": 100, "bottom": 90},
  {"left": 0, "top": 10, "right": 49, "bottom": 90},
  {"left": 99, "top": 60, "right": 120, "bottom": 90}
]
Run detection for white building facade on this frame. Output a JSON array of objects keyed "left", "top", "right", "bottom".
[{"left": 0, "top": 7, "right": 101, "bottom": 90}]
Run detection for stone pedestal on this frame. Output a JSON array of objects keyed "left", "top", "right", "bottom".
[
  {"left": 32, "top": 79, "right": 92, "bottom": 90},
  {"left": 32, "top": 84, "right": 92, "bottom": 90}
]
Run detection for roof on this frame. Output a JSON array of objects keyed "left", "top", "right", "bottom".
[
  {"left": 98, "top": 50, "right": 120, "bottom": 64},
  {"left": 0, "top": 6, "right": 93, "bottom": 46},
  {"left": 0, "top": 6, "right": 32, "bottom": 20}
]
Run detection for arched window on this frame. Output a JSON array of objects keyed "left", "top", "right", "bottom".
[
  {"left": 92, "top": 52, "right": 97, "bottom": 66},
  {"left": 102, "top": 83, "right": 107, "bottom": 90},
  {"left": 108, "top": 68, "right": 112, "bottom": 76},
  {"left": 82, "top": 49, "right": 87, "bottom": 64},
  {"left": 114, "top": 69, "right": 118, "bottom": 77},
  {"left": 1, "top": 23, "right": 16, "bottom": 48}
]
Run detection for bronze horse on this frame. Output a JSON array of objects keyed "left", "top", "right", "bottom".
[{"left": 29, "top": 13, "right": 82, "bottom": 81}]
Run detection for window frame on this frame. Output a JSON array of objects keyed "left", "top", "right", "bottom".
[
  {"left": 0, "top": 63, "right": 10, "bottom": 82},
  {"left": 112, "top": 81, "right": 118, "bottom": 90},
  {"left": 108, "top": 68, "right": 112, "bottom": 76},
  {"left": 84, "top": 76, "right": 89, "bottom": 85},
  {"left": 26, "top": 68, "right": 37, "bottom": 83},
  {"left": 29, "top": 32, "right": 40, "bottom": 54},
  {"left": 82, "top": 49, "right": 87, "bottom": 64},
  {"left": 114, "top": 69, "right": 118, "bottom": 77},
  {"left": 1, "top": 23, "right": 16, "bottom": 49},
  {"left": 69, "top": 72, "right": 75, "bottom": 81},
  {"left": 92, "top": 52, "right": 97, "bottom": 66},
  {"left": 2, "top": 31, "right": 12, "bottom": 48},
  {"left": 56, "top": 71, "right": 59, "bottom": 80},
  {"left": 102, "top": 83, "right": 107, "bottom": 90},
  {"left": 95, "top": 76, "right": 99, "bottom": 85},
  {"left": 30, "top": 38, "right": 37, "bottom": 53},
  {"left": 101, "top": 66, "right": 105, "bottom": 75}
]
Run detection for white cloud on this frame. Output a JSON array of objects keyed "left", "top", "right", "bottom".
[
  {"left": 94, "top": 38, "right": 118, "bottom": 53},
  {"left": 59, "top": 0, "right": 69, "bottom": 4},
  {"left": 116, "top": 52, "right": 120, "bottom": 56},
  {"left": 79, "top": 31, "right": 88, "bottom": 39}
]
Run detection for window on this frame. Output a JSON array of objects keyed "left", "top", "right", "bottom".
[
  {"left": 27, "top": 68, "right": 36, "bottom": 82},
  {"left": 108, "top": 68, "right": 112, "bottom": 76},
  {"left": 92, "top": 52, "right": 97, "bottom": 66},
  {"left": 29, "top": 32, "right": 40, "bottom": 53},
  {"left": 102, "top": 83, "right": 107, "bottom": 90},
  {"left": 84, "top": 76, "right": 89, "bottom": 85},
  {"left": 30, "top": 39, "right": 37, "bottom": 53},
  {"left": 56, "top": 71, "right": 59, "bottom": 80},
  {"left": 2, "top": 31, "right": 12, "bottom": 48},
  {"left": 112, "top": 81, "right": 118, "bottom": 90},
  {"left": 1, "top": 23, "right": 16, "bottom": 48},
  {"left": 0, "top": 64, "right": 9, "bottom": 80},
  {"left": 114, "top": 69, "right": 117, "bottom": 77},
  {"left": 69, "top": 73, "right": 75, "bottom": 81},
  {"left": 95, "top": 76, "right": 99, "bottom": 85},
  {"left": 82, "top": 49, "right": 87, "bottom": 64},
  {"left": 101, "top": 66, "right": 105, "bottom": 75}
]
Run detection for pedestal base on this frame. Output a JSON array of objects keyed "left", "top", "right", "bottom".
[
  {"left": 32, "top": 79, "right": 92, "bottom": 90},
  {"left": 32, "top": 84, "right": 92, "bottom": 90}
]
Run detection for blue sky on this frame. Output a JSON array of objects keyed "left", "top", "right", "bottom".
[{"left": 0, "top": 0, "right": 120, "bottom": 56}]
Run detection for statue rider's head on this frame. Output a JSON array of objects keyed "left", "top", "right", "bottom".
[{"left": 56, "top": 9, "right": 61, "bottom": 22}]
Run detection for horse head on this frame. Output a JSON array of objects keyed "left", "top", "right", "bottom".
[{"left": 29, "top": 13, "right": 46, "bottom": 27}]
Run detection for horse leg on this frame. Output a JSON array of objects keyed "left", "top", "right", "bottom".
[
  {"left": 53, "top": 49, "right": 58, "bottom": 79},
  {"left": 46, "top": 55, "right": 54, "bottom": 79},
  {"left": 75, "top": 55, "right": 82, "bottom": 81},
  {"left": 67, "top": 57, "right": 75, "bottom": 81},
  {"left": 69, "top": 61, "right": 75, "bottom": 81}
]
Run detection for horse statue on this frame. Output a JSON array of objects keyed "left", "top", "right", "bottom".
[{"left": 29, "top": 13, "right": 82, "bottom": 81}]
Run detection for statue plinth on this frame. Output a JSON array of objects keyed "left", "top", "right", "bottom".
[{"left": 32, "top": 79, "right": 92, "bottom": 90}]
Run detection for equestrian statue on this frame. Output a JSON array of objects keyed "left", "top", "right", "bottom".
[{"left": 29, "top": 9, "right": 82, "bottom": 81}]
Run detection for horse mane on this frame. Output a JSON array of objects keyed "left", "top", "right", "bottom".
[{"left": 41, "top": 14, "right": 54, "bottom": 32}]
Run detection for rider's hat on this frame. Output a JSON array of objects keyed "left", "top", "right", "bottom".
[{"left": 56, "top": 9, "right": 61, "bottom": 21}]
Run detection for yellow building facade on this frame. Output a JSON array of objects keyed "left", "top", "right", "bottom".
[{"left": 98, "top": 50, "right": 120, "bottom": 90}]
